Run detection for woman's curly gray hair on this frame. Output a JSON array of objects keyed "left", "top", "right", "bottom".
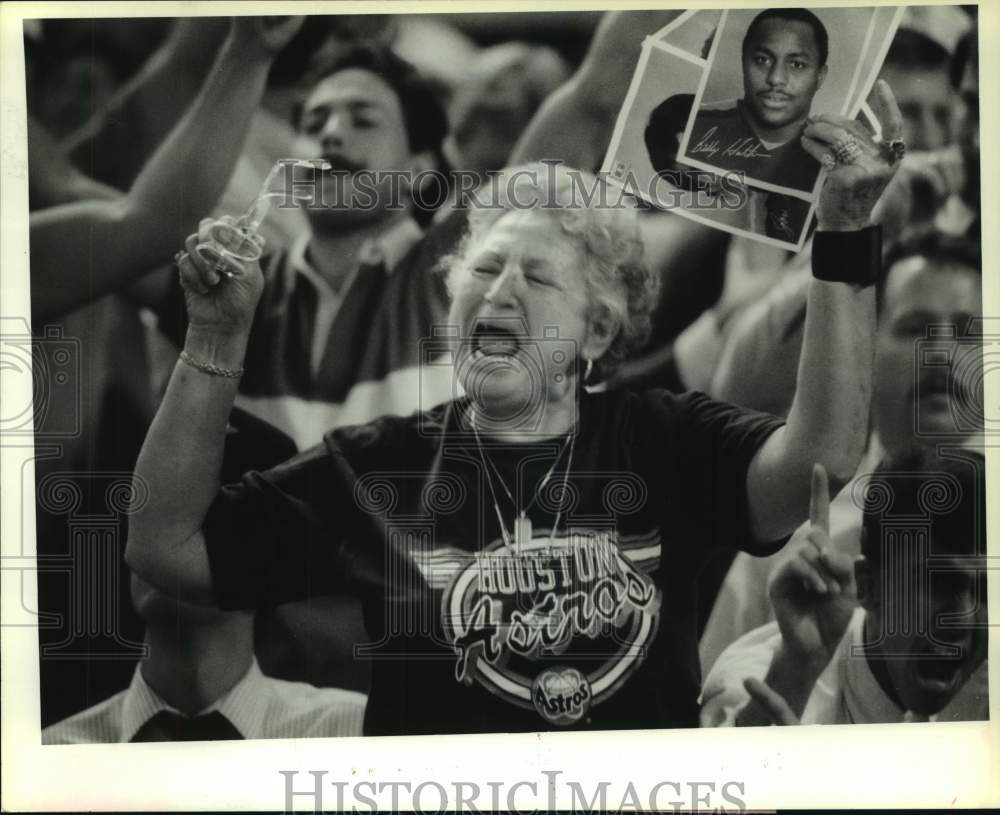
[{"left": 441, "top": 162, "right": 660, "bottom": 381}]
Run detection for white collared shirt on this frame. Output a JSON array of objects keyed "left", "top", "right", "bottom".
[
  {"left": 42, "top": 658, "right": 366, "bottom": 743},
  {"left": 700, "top": 608, "right": 989, "bottom": 726}
]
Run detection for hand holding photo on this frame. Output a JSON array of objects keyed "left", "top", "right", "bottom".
[
  {"left": 603, "top": 6, "right": 903, "bottom": 250},
  {"left": 802, "top": 79, "right": 904, "bottom": 231}
]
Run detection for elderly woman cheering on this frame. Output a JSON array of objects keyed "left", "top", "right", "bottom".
[{"left": 127, "top": 82, "right": 903, "bottom": 735}]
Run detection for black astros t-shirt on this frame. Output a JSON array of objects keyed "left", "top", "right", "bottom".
[{"left": 203, "top": 389, "right": 784, "bottom": 734}]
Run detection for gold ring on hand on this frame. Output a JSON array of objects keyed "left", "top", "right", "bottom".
[{"left": 832, "top": 135, "right": 863, "bottom": 165}]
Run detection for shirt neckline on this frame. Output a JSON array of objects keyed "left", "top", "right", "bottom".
[
  {"left": 120, "top": 658, "right": 269, "bottom": 741},
  {"left": 288, "top": 216, "right": 423, "bottom": 295},
  {"left": 443, "top": 390, "right": 602, "bottom": 447}
]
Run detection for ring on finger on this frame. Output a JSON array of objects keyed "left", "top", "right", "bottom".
[
  {"left": 832, "top": 135, "right": 863, "bottom": 165},
  {"left": 833, "top": 136, "right": 863, "bottom": 164},
  {"left": 884, "top": 137, "right": 906, "bottom": 164},
  {"left": 872, "top": 132, "right": 906, "bottom": 165}
]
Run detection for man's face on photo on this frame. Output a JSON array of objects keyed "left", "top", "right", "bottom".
[{"left": 742, "top": 17, "right": 827, "bottom": 132}]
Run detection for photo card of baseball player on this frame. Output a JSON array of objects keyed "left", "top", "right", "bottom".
[
  {"left": 602, "top": 39, "right": 814, "bottom": 250},
  {"left": 602, "top": 6, "right": 902, "bottom": 251},
  {"left": 676, "top": 7, "right": 889, "bottom": 198}
]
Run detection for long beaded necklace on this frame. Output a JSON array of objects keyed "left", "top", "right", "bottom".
[{"left": 469, "top": 408, "right": 576, "bottom": 554}]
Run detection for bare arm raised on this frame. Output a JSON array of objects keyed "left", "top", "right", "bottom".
[
  {"left": 29, "top": 17, "right": 302, "bottom": 323},
  {"left": 126, "top": 222, "right": 265, "bottom": 606},
  {"left": 745, "top": 80, "right": 903, "bottom": 544},
  {"left": 63, "top": 17, "right": 231, "bottom": 189},
  {"left": 510, "top": 10, "right": 682, "bottom": 172}
]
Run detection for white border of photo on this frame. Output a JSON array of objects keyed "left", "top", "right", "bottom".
[{"left": 3, "top": 2, "right": 999, "bottom": 813}]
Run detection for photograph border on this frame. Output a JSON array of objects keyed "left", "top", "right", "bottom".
[{"left": 3, "top": 1, "right": 999, "bottom": 812}]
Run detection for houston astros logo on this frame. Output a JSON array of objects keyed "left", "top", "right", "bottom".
[
  {"left": 442, "top": 530, "right": 661, "bottom": 725},
  {"left": 532, "top": 666, "right": 591, "bottom": 725}
]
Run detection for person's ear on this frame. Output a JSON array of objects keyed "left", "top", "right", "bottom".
[
  {"left": 583, "top": 306, "right": 619, "bottom": 363},
  {"left": 854, "top": 555, "right": 873, "bottom": 608},
  {"left": 817, "top": 63, "right": 829, "bottom": 89}
]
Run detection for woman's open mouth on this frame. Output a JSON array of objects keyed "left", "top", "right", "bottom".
[{"left": 471, "top": 320, "right": 526, "bottom": 357}]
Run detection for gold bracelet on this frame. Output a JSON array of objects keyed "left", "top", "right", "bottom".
[{"left": 179, "top": 349, "right": 244, "bottom": 379}]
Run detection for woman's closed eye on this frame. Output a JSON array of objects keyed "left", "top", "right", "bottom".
[
  {"left": 473, "top": 264, "right": 501, "bottom": 276},
  {"left": 527, "top": 273, "right": 559, "bottom": 288}
]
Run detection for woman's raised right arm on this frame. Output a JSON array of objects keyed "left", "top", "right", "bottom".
[{"left": 125, "top": 225, "right": 264, "bottom": 606}]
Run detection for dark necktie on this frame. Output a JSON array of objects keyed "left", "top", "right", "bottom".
[{"left": 130, "top": 710, "right": 244, "bottom": 742}]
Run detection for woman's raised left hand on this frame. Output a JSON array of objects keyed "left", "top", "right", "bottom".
[{"left": 801, "top": 79, "right": 904, "bottom": 231}]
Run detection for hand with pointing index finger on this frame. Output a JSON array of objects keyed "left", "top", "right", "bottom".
[{"left": 767, "top": 464, "right": 859, "bottom": 675}]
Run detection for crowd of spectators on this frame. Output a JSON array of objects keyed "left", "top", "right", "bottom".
[{"left": 25, "top": 7, "right": 986, "bottom": 742}]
